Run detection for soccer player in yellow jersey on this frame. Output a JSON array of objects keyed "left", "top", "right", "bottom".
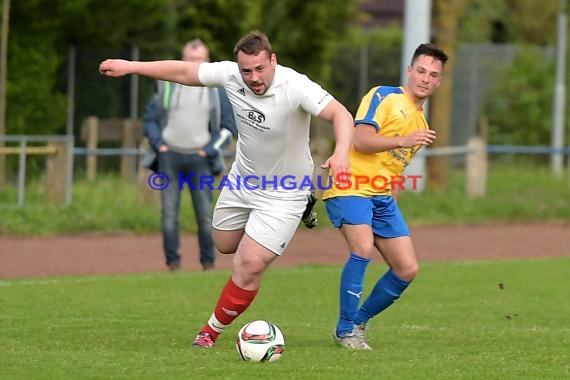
[{"left": 323, "top": 43, "right": 448, "bottom": 350}]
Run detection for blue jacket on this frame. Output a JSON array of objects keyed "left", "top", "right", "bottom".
[{"left": 142, "top": 81, "right": 237, "bottom": 174}]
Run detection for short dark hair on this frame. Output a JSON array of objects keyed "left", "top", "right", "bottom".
[
  {"left": 411, "top": 43, "right": 448, "bottom": 66},
  {"left": 233, "top": 30, "right": 273, "bottom": 57}
]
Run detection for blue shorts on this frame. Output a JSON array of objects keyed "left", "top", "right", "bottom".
[{"left": 325, "top": 195, "right": 410, "bottom": 238}]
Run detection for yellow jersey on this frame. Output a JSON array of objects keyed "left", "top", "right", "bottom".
[{"left": 323, "top": 86, "right": 429, "bottom": 198}]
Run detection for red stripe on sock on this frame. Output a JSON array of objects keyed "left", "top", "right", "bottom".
[{"left": 201, "top": 278, "right": 258, "bottom": 339}]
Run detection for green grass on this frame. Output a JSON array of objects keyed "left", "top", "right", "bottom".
[
  {"left": 1, "top": 258, "right": 569, "bottom": 379},
  {"left": 0, "top": 173, "right": 163, "bottom": 235},
  {"left": 1, "top": 162, "right": 569, "bottom": 235},
  {"left": 399, "top": 162, "right": 570, "bottom": 224}
]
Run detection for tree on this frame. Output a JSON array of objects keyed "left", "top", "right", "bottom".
[
  {"left": 428, "top": 0, "right": 470, "bottom": 192},
  {"left": 5, "top": 0, "right": 174, "bottom": 137},
  {"left": 485, "top": 46, "right": 555, "bottom": 146},
  {"left": 457, "top": 0, "right": 561, "bottom": 150},
  {"left": 458, "top": 0, "right": 559, "bottom": 44},
  {"left": 7, "top": 0, "right": 67, "bottom": 135},
  {"left": 0, "top": 0, "right": 9, "bottom": 185},
  {"left": 503, "top": 0, "right": 558, "bottom": 45},
  {"left": 174, "top": 0, "right": 360, "bottom": 85},
  {"left": 4, "top": 0, "right": 360, "bottom": 139},
  {"left": 258, "top": 0, "right": 359, "bottom": 85},
  {"left": 172, "top": 0, "right": 256, "bottom": 61}
]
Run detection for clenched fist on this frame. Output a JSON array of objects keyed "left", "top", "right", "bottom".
[
  {"left": 400, "top": 129, "right": 437, "bottom": 148},
  {"left": 99, "top": 59, "right": 133, "bottom": 77}
]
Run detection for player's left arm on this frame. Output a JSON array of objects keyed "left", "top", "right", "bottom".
[{"left": 316, "top": 99, "right": 354, "bottom": 179}]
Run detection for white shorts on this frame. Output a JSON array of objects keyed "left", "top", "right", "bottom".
[{"left": 212, "top": 185, "right": 308, "bottom": 255}]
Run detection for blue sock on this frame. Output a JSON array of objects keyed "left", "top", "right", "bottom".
[
  {"left": 336, "top": 253, "right": 370, "bottom": 337},
  {"left": 354, "top": 269, "right": 409, "bottom": 326}
]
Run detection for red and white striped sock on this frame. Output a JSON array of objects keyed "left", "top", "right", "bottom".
[{"left": 200, "top": 278, "right": 258, "bottom": 341}]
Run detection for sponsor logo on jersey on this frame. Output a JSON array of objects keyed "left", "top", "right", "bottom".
[
  {"left": 236, "top": 109, "right": 269, "bottom": 132},
  {"left": 242, "top": 109, "right": 265, "bottom": 123}
]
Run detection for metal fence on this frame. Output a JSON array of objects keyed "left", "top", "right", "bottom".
[{"left": 0, "top": 135, "right": 74, "bottom": 206}]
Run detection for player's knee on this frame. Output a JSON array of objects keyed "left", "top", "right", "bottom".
[
  {"left": 398, "top": 263, "right": 419, "bottom": 282},
  {"left": 350, "top": 243, "right": 376, "bottom": 259},
  {"left": 233, "top": 255, "right": 264, "bottom": 279}
]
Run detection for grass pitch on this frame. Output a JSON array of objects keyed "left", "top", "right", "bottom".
[{"left": 1, "top": 257, "right": 569, "bottom": 379}]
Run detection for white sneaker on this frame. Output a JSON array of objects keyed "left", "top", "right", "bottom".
[
  {"left": 353, "top": 324, "right": 372, "bottom": 349},
  {"left": 333, "top": 327, "right": 372, "bottom": 350}
]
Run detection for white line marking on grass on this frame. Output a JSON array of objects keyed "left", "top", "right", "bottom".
[
  {"left": 402, "top": 324, "right": 431, "bottom": 331},
  {"left": 400, "top": 323, "right": 570, "bottom": 334},
  {"left": 0, "top": 275, "right": 157, "bottom": 287}
]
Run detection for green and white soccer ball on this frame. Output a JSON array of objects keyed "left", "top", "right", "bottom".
[{"left": 236, "top": 320, "right": 285, "bottom": 362}]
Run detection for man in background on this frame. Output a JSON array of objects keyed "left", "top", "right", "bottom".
[{"left": 142, "top": 39, "right": 237, "bottom": 271}]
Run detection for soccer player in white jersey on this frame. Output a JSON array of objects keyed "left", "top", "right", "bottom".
[{"left": 99, "top": 31, "right": 354, "bottom": 348}]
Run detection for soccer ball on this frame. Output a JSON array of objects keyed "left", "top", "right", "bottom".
[{"left": 236, "top": 320, "right": 285, "bottom": 362}]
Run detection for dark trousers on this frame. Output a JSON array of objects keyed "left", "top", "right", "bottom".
[{"left": 158, "top": 150, "right": 215, "bottom": 268}]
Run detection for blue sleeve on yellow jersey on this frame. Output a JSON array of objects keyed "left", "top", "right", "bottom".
[{"left": 355, "top": 86, "right": 403, "bottom": 132}]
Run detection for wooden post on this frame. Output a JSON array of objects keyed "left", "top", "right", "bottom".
[
  {"left": 121, "top": 119, "right": 137, "bottom": 181},
  {"left": 137, "top": 139, "right": 159, "bottom": 205},
  {"left": 46, "top": 141, "right": 71, "bottom": 204},
  {"left": 466, "top": 136, "right": 487, "bottom": 198},
  {"left": 84, "top": 116, "right": 98, "bottom": 181}
]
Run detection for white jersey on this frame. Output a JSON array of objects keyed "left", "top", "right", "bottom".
[{"left": 198, "top": 61, "right": 333, "bottom": 188}]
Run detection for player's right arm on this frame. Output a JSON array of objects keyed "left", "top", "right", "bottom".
[
  {"left": 99, "top": 59, "right": 202, "bottom": 86},
  {"left": 352, "top": 87, "right": 436, "bottom": 153},
  {"left": 353, "top": 124, "right": 436, "bottom": 153}
]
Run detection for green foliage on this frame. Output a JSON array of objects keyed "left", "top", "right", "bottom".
[
  {"left": 458, "top": 0, "right": 508, "bottom": 43},
  {"left": 4, "top": 0, "right": 361, "bottom": 137},
  {"left": 173, "top": 0, "right": 257, "bottom": 61},
  {"left": 6, "top": 40, "right": 67, "bottom": 135},
  {"left": 458, "top": 0, "right": 558, "bottom": 44},
  {"left": 55, "top": 0, "right": 175, "bottom": 49},
  {"left": 7, "top": 2, "right": 67, "bottom": 135},
  {"left": 400, "top": 161, "right": 570, "bottom": 224},
  {"left": 257, "top": 0, "right": 360, "bottom": 84},
  {"left": 164, "top": 0, "right": 361, "bottom": 84},
  {"left": 2, "top": 259, "right": 570, "bottom": 379},
  {"left": 503, "top": 0, "right": 558, "bottom": 46},
  {"left": 6, "top": 0, "right": 175, "bottom": 136},
  {"left": 484, "top": 46, "right": 555, "bottom": 145},
  {"left": 0, "top": 174, "right": 164, "bottom": 235}
]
